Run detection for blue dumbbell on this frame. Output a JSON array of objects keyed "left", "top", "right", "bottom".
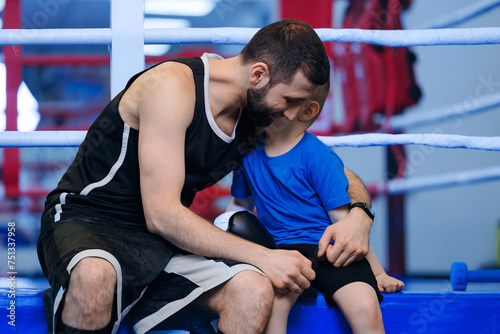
[{"left": 450, "top": 262, "right": 500, "bottom": 291}]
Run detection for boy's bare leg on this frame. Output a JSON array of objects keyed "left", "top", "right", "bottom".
[
  {"left": 332, "top": 282, "right": 385, "bottom": 334},
  {"left": 264, "top": 291, "right": 301, "bottom": 334}
]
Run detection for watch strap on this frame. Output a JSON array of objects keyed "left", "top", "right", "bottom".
[{"left": 350, "top": 202, "right": 375, "bottom": 220}]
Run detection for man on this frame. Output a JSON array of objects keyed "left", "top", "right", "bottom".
[{"left": 37, "top": 19, "right": 374, "bottom": 334}]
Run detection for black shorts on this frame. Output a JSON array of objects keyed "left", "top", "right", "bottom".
[
  {"left": 278, "top": 244, "right": 383, "bottom": 306},
  {"left": 37, "top": 214, "right": 262, "bottom": 334}
]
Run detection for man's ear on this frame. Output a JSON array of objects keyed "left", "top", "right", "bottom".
[
  {"left": 248, "top": 62, "right": 270, "bottom": 88},
  {"left": 298, "top": 101, "right": 320, "bottom": 122}
]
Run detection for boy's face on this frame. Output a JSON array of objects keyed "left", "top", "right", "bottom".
[{"left": 246, "top": 71, "right": 317, "bottom": 127}]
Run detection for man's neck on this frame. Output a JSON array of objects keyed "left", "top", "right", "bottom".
[
  {"left": 204, "top": 55, "right": 250, "bottom": 136},
  {"left": 208, "top": 55, "right": 248, "bottom": 119}
]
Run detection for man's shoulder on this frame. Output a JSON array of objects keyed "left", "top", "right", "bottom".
[
  {"left": 125, "top": 60, "right": 198, "bottom": 131},
  {"left": 149, "top": 60, "right": 197, "bottom": 85}
]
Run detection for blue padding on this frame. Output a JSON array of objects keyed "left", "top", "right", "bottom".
[
  {"left": 2, "top": 288, "right": 500, "bottom": 333},
  {"left": 2, "top": 289, "right": 46, "bottom": 332}
]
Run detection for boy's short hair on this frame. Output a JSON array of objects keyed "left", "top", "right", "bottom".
[{"left": 240, "top": 19, "right": 330, "bottom": 88}]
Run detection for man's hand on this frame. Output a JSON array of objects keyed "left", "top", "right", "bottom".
[
  {"left": 317, "top": 208, "right": 372, "bottom": 267},
  {"left": 258, "top": 249, "right": 315, "bottom": 295}
]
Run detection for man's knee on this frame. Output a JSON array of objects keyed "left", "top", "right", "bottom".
[
  {"left": 217, "top": 271, "right": 273, "bottom": 333},
  {"left": 70, "top": 257, "right": 117, "bottom": 290},
  {"left": 248, "top": 273, "right": 274, "bottom": 307},
  {"left": 224, "top": 270, "right": 274, "bottom": 323},
  {"left": 60, "top": 257, "right": 117, "bottom": 329},
  {"left": 230, "top": 270, "right": 273, "bottom": 303},
  {"left": 66, "top": 257, "right": 116, "bottom": 311}
]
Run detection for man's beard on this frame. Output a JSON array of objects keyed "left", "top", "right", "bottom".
[{"left": 246, "top": 86, "right": 283, "bottom": 128}]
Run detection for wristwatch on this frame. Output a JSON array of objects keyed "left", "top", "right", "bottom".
[{"left": 350, "top": 202, "right": 375, "bottom": 221}]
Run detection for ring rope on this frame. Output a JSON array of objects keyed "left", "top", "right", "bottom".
[
  {"left": 383, "top": 92, "right": 500, "bottom": 131},
  {"left": 2, "top": 132, "right": 498, "bottom": 196},
  {"left": 0, "top": 28, "right": 112, "bottom": 45},
  {"left": 416, "top": 0, "right": 500, "bottom": 30},
  {"left": 319, "top": 133, "right": 500, "bottom": 151},
  {"left": 0, "top": 131, "right": 86, "bottom": 148},
  {"left": 1, "top": 132, "right": 500, "bottom": 151},
  {"left": 379, "top": 165, "right": 500, "bottom": 195},
  {"left": 315, "top": 27, "right": 500, "bottom": 46},
  {"left": 1, "top": 27, "right": 500, "bottom": 46},
  {"left": 2, "top": 131, "right": 498, "bottom": 196}
]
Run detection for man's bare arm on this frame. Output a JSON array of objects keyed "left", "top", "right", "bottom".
[
  {"left": 344, "top": 168, "right": 372, "bottom": 204},
  {"left": 317, "top": 168, "right": 373, "bottom": 267},
  {"left": 136, "top": 64, "right": 314, "bottom": 293}
]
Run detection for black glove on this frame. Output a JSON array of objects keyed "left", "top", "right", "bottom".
[{"left": 228, "top": 211, "right": 276, "bottom": 249}]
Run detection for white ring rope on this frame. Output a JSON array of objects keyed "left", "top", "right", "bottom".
[
  {"left": 1, "top": 27, "right": 500, "bottom": 46},
  {"left": 0, "top": 28, "right": 112, "bottom": 45},
  {"left": 1, "top": 132, "right": 500, "bottom": 151},
  {"left": 319, "top": 133, "right": 500, "bottom": 151},
  {"left": 0, "top": 131, "right": 87, "bottom": 148},
  {"left": 383, "top": 92, "right": 500, "bottom": 131},
  {"left": 314, "top": 27, "right": 500, "bottom": 46},
  {"left": 382, "top": 165, "right": 500, "bottom": 195},
  {"left": 416, "top": 0, "right": 500, "bottom": 30},
  {"left": 1, "top": 131, "right": 498, "bottom": 196}
]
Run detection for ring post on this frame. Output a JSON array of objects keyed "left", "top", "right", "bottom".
[{"left": 110, "top": 0, "right": 145, "bottom": 97}]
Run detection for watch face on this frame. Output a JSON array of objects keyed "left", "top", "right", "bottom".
[{"left": 368, "top": 206, "right": 375, "bottom": 217}]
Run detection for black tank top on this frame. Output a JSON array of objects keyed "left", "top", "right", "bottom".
[{"left": 42, "top": 56, "right": 256, "bottom": 227}]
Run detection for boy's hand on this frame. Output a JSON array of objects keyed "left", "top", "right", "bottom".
[{"left": 375, "top": 273, "right": 404, "bottom": 293}]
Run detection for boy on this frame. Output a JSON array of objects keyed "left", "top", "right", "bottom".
[{"left": 219, "top": 83, "right": 404, "bottom": 333}]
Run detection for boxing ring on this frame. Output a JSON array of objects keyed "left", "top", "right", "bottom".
[{"left": 2, "top": 0, "right": 500, "bottom": 333}]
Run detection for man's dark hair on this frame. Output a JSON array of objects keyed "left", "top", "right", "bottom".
[{"left": 240, "top": 19, "right": 330, "bottom": 87}]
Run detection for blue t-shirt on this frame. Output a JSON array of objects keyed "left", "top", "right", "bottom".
[{"left": 231, "top": 131, "right": 350, "bottom": 245}]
